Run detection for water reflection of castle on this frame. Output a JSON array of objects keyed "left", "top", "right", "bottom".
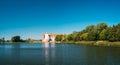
[
  {"left": 42, "top": 32, "right": 58, "bottom": 43},
  {"left": 42, "top": 42, "right": 55, "bottom": 48}
]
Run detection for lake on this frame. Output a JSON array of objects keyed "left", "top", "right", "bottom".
[{"left": 0, "top": 43, "right": 120, "bottom": 65}]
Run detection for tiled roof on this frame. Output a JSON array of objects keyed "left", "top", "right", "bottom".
[{"left": 49, "top": 34, "right": 58, "bottom": 36}]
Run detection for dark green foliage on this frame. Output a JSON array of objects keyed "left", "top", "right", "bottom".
[
  {"left": 72, "top": 31, "right": 80, "bottom": 41},
  {"left": 99, "top": 29, "right": 108, "bottom": 40},
  {"left": 55, "top": 35, "right": 63, "bottom": 41},
  {"left": 0, "top": 37, "right": 5, "bottom": 43},
  {"left": 0, "top": 39, "right": 2, "bottom": 43},
  {"left": 116, "top": 23, "right": 120, "bottom": 41},
  {"left": 67, "top": 34, "right": 73, "bottom": 41},
  {"left": 87, "top": 30, "right": 97, "bottom": 41},
  {"left": 11, "top": 36, "right": 22, "bottom": 42},
  {"left": 86, "top": 25, "right": 95, "bottom": 32},
  {"left": 61, "top": 22, "right": 120, "bottom": 42},
  {"left": 80, "top": 33, "right": 88, "bottom": 41},
  {"left": 96, "top": 23, "right": 108, "bottom": 40},
  {"left": 108, "top": 25, "right": 120, "bottom": 41},
  {"left": 96, "top": 23, "right": 108, "bottom": 31}
]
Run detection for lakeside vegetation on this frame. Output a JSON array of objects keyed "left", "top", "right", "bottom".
[
  {"left": 0, "top": 36, "right": 41, "bottom": 43},
  {"left": 0, "top": 22, "right": 120, "bottom": 47},
  {"left": 55, "top": 22, "right": 120, "bottom": 46}
]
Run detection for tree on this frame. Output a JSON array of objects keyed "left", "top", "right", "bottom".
[
  {"left": 0, "top": 37, "right": 5, "bottom": 43},
  {"left": 2, "top": 37, "right": 5, "bottom": 42},
  {"left": 87, "top": 29, "right": 97, "bottom": 41},
  {"left": 0, "top": 39, "right": 2, "bottom": 43},
  {"left": 116, "top": 23, "right": 120, "bottom": 41},
  {"left": 55, "top": 35, "right": 63, "bottom": 41},
  {"left": 86, "top": 25, "right": 95, "bottom": 32},
  {"left": 86, "top": 25, "right": 97, "bottom": 41},
  {"left": 96, "top": 22, "right": 108, "bottom": 40},
  {"left": 108, "top": 26, "right": 117, "bottom": 42},
  {"left": 72, "top": 31, "right": 80, "bottom": 41},
  {"left": 61, "top": 22, "right": 120, "bottom": 42},
  {"left": 62, "top": 34, "right": 67, "bottom": 42},
  {"left": 80, "top": 33, "right": 88, "bottom": 40},
  {"left": 67, "top": 34, "right": 73, "bottom": 41},
  {"left": 11, "top": 36, "right": 21, "bottom": 42},
  {"left": 97, "top": 22, "right": 108, "bottom": 31},
  {"left": 28, "top": 38, "right": 34, "bottom": 43},
  {"left": 99, "top": 29, "right": 108, "bottom": 40}
]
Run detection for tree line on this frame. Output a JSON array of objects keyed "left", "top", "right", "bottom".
[
  {"left": 0, "top": 36, "right": 26, "bottom": 43},
  {"left": 0, "top": 38, "right": 5, "bottom": 43},
  {"left": 55, "top": 22, "right": 120, "bottom": 42}
]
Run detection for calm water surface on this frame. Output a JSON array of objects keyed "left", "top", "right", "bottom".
[{"left": 0, "top": 43, "right": 120, "bottom": 65}]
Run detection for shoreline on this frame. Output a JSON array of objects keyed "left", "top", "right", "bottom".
[
  {"left": 0, "top": 42, "right": 42, "bottom": 44},
  {"left": 59, "top": 41, "right": 120, "bottom": 47},
  {"left": 1, "top": 41, "right": 120, "bottom": 47}
]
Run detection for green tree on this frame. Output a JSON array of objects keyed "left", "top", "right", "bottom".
[
  {"left": 80, "top": 33, "right": 88, "bottom": 40},
  {"left": 99, "top": 29, "right": 108, "bottom": 40},
  {"left": 11, "top": 36, "right": 21, "bottom": 42},
  {"left": 2, "top": 37, "right": 5, "bottom": 42},
  {"left": 86, "top": 25, "right": 97, "bottom": 41},
  {"left": 0, "top": 37, "right": 5, "bottom": 43},
  {"left": 64, "top": 22, "right": 120, "bottom": 42},
  {"left": 72, "top": 31, "right": 80, "bottom": 41},
  {"left": 55, "top": 35, "right": 63, "bottom": 41},
  {"left": 108, "top": 26, "right": 117, "bottom": 41},
  {"left": 0, "top": 39, "right": 2, "bottom": 43},
  {"left": 86, "top": 25, "right": 95, "bottom": 32},
  {"left": 96, "top": 22, "right": 108, "bottom": 40},
  {"left": 62, "top": 34, "right": 67, "bottom": 42},
  {"left": 67, "top": 34, "right": 73, "bottom": 41},
  {"left": 97, "top": 22, "right": 108, "bottom": 31},
  {"left": 116, "top": 23, "right": 120, "bottom": 41},
  {"left": 87, "top": 29, "right": 97, "bottom": 41}
]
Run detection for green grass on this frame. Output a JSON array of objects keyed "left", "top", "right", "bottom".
[{"left": 60, "top": 41, "right": 120, "bottom": 47}]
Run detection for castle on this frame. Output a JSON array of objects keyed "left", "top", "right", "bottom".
[{"left": 42, "top": 32, "right": 58, "bottom": 43}]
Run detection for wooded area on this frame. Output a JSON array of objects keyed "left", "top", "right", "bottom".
[{"left": 55, "top": 22, "right": 120, "bottom": 42}]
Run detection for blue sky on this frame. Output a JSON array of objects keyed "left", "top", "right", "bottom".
[{"left": 0, "top": 0, "right": 120, "bottom": 40}]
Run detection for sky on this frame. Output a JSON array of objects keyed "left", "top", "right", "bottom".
[{"left": 0, "top": 0, "right": 120, "bottom": 40}]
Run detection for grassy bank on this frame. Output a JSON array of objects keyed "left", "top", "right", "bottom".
[
  {"left": 59, "top": 41, "right": 120, "bottom": 47},
  {"left": 1, "top": 41, "right": 120, "bottom": 47},
  {"left": 0, "top": 41, "right": 42, "bottom": 44}
]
